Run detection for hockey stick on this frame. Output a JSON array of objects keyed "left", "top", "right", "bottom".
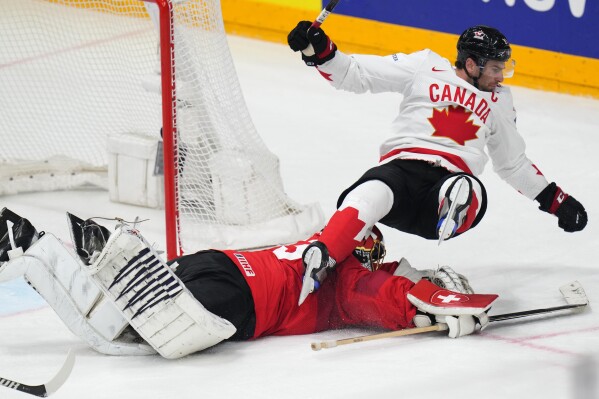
[
  {"left": 487, "top": 303, "right": 587, "bottom": 322},
  {"left": 311, "top": 324, "right": 447, "bottom": 351},
  {"left": 311, "top": 0, "right": 340, "bottom": 29},
  {"left": 0, "top": 350, "right": 75, "bottom": 397},
  {"left": 311, "top": 281, "right": 588, "bottom": 351}
]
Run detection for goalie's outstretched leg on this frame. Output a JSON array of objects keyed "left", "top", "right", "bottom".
[
  {"left": 0, "top": 209, "right": 154, "bottom": 356},
  {"left": 87, "top": 225, "right": 237, "bottom": 359}
]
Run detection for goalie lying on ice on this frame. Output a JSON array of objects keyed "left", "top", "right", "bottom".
[{"left": 0, "top": 207, "right": 497, "bottom": 359}]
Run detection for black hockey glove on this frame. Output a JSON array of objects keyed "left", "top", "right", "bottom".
[
  {"left": 535, "top": 182, "right": 588, "bottom": 232},
  {"left": 288, "top": 21, "right": 312, "bottom": 52},
  {"left": 287, "top": 20, "right": 337, "bottom": 66}
]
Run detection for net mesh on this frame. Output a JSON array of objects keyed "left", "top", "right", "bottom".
[{"left": 0, "top": 0, "right": 323, "bottom": 253}]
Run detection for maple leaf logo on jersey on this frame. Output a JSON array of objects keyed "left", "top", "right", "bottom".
[
  {"left": 317, "top": 69, "right": 333, "bottom": 81},
  {"left": 428, "top": 105, "right": 481, "bottom": 145}
]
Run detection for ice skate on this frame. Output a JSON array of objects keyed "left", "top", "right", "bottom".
[
  {"left": 298, "top": 241, "right": 336, "bottom": 305},
  {"left": 0, "top": 207, "right": 40, "bottom": 263},
  {"left": 67, "top": 212, "right": 111, "bottom": 265},
  {"left": 437, "top": 176, "right": 474, "bottom": 244}
]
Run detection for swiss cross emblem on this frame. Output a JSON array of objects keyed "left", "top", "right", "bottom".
[{"left": 431, "top": 290, "right": 470, "bottom": 305}]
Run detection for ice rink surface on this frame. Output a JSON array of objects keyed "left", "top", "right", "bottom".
[{"left": 1, "top": 33, "right": 598, "bottom": 399}]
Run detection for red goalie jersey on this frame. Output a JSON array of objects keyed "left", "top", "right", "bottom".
[{"left": 221, "top": 232, "right": 417, "bottom": 339}]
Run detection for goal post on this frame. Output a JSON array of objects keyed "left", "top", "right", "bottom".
[{"left": 0, "top": 0, "right": 324, "bottom": 258}]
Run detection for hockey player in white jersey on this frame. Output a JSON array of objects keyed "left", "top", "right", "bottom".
[{"left": 288, "top": 23, "right": 588, "bottom": 304}]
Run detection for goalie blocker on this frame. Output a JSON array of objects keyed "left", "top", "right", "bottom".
[{"left": 408, "top": 279, "right": 498, "bottom": 338}]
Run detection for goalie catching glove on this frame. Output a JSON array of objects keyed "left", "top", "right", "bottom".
[{"left": 407, "top": 268, "right": 498, "bottom": 338}]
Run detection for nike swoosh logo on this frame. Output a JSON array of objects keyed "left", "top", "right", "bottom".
[{"left": 432, "top": 67, "right": 447, "bottom": 72}]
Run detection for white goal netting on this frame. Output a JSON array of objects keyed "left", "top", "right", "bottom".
[{"left": 0, "top": 0, "right": 323, "bottom": 255}]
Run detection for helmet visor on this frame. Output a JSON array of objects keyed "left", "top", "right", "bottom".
[
  {"left": 483, "top": 58, "right": 516, "bottom": 79},
  {"left": 503, "top": 58, "right": 516, "bottom": 78}
]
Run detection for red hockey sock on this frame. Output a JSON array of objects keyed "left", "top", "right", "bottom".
[{"left": 318, "top": 207, "right": 367, "bottom": 263}]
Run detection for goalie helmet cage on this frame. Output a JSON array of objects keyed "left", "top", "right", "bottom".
[{"left": 0, "top": 0, "right": 324, "bottom": 258}]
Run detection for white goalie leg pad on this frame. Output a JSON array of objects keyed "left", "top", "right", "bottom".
[
  {"left": 88, "top": 226, "right": 236, "bottom": 359},
  {"left": 0, "top": 234, "right": 155, "bottom": 356}
]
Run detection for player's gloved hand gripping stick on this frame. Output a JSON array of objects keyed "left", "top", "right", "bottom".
[{"left": 287, "top": 0, "right": 340, "bottom": 66}]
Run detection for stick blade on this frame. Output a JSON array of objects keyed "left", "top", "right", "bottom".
[
  {"left": 559, "top": 281, "right": 589, "bottom": 306},
  {"left": 44, "top": 349, "right": 76, "bottom": 396}
]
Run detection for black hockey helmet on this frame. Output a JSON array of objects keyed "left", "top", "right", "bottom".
[{"left": 456, "top": 25, "right": 511, "bottom": 68}]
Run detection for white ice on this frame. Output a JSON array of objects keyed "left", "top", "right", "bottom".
[{"left": 1, "top": 34, "right": 598, "bottom": 399}]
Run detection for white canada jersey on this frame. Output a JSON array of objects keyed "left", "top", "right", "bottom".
[{"left": 316, "top": 49, "right": 549, "bottom": 200}]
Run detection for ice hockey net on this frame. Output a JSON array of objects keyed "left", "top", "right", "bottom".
[{"left": 0, "top": 0, "right": 323, "bottom": 258}]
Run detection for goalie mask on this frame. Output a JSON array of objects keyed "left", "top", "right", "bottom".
[{"left": 353, "top": 225, "right": 386, "bottom": 271}]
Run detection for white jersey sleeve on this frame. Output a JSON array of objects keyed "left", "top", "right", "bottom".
[
  {"left": 317, "top": 49, "right": 429, "bottom": 94},
  {"left": 486, "top": 87, "right": 549, "bottom": 200}
]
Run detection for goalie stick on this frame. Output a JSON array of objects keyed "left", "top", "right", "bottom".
[
  {"left": 0, "top": 350, "right": 75, "bottom": 397},
  {"left": 311, "top": 281, "right": 589, "bottom": 351},
  {"left": 488, "top": 280, "right": 588, "bottom": 322}
]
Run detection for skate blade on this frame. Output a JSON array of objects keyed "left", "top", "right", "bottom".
[
  {"left": 437, "top": 178, "right": 471, "bottom": 245},
  {"left": 437, "top": 218, "right": 457, "bottom": 242},
  {"left": 298, "top": 276, "right": 315, "bottom": 306},
  {"left": 298, "top": 247, "right": 322, "bottom": 305}
]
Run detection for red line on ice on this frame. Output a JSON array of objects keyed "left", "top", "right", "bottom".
[
  {"left": 481, "top": 325, "right": 599, "bottom": 356},
  {"left": 0, "top": 306, "right": 48, "bottom": 319},
  {"left": 518, "top": 326, "right": 599, "bottom": 341},
  {"left": 0, "top": 27, "right": 153, "bottom": 70}
]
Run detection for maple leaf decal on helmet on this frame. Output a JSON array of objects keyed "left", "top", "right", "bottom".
[{"left": 428, "top": 105, "right": 481, "bottom": 145}]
